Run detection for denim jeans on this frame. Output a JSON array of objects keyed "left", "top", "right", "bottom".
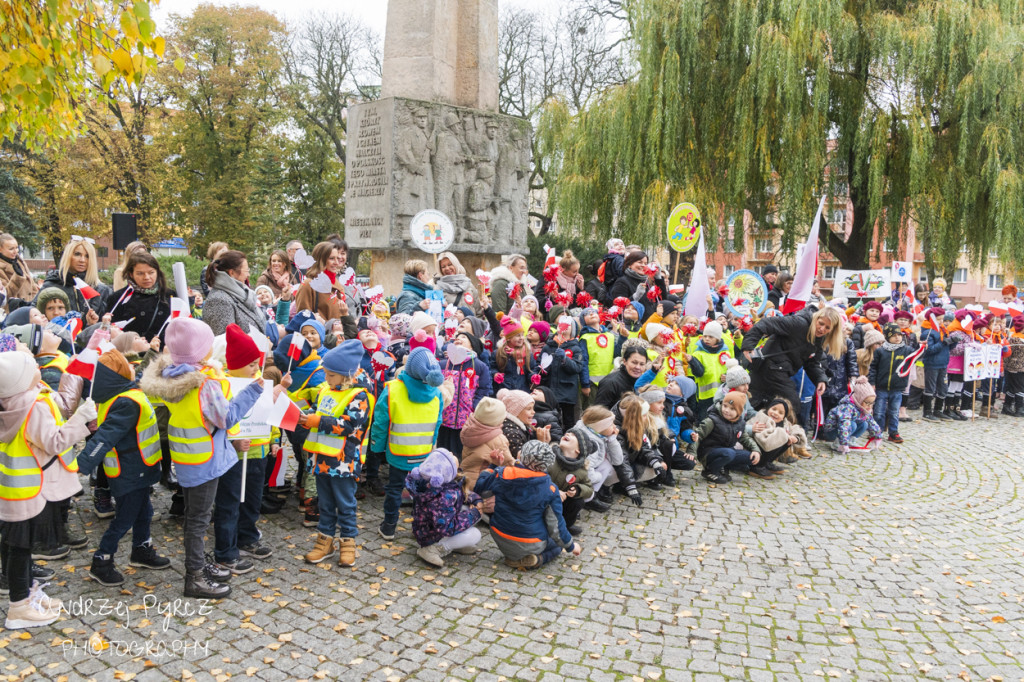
[
  {"left": 213, "top": 457, "right": 266, "bottom": 561},
  {"left": 873, "top": 389, "right": 902, "bottom": 435},
  {"left": 819, "top": 420, "right": 868, "bottom": 443},
  {"left": 382, "top": 464, "right": 408, "bottom": 529},
  {"left": 316, "top": 474, "right": 358, "bottom": 538},
  {"left": 702, "top": 447, "right": 754, "bottom": 475},
  {"left": 97, "top": 488, "right": 153, "bottom": 557},
  {"left": 183, "top": 478, "right": 218, "bottom": 573}
]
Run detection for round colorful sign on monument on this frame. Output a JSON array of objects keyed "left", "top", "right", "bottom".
[
  {"left": 410, "top": 209, "right": 455, "bottom": 254},
  {"left": 723, "top": 269, "right": 768, "bottom": 318},
  {"left": 666, "top": 203, "right": 702, "bottom": 253}
]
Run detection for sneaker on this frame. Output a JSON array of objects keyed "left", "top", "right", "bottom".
[
  {"left": 504, "top": 554, "right": 539, "bottom": 569},
  {"left": 302, "top": 497, "right": 319, "bottom": 528},
  {"left": 129, "top": 541, "right": 171, "bottom": 570},
  {"left": 922, "top": 410, "right": 941, "bottom": 422},
  {"left": 184, "top": 571, "right": 230, "bottom": 599},
  {"left": 32, "top": 544, "right": 69, "bottom": 561},
  {"left": 214, "top": 558, "right": 254, "bottom": 576},
  {"left": 747, "top": 466, "right": 775, "bottom": 480},
  {"left": 337, "top": 537, "right": 356, "bottom": 567},
  {"left": 416, "top": 544, "right": 445, "bottom": 568},
  {"left": 304, "top": 533, "right": 336, "bottom": 564},
  {"left": 4, "top": 594, "right": 59, "bottom": 629},
  {"left": 238, "top": 543, "right": 273, "bottom": 560},
  {"left": 766, "top": 462, "right": 786, "bottom": 473},
  {"left": 63, "top": 529, "right": 88, "bottom": 550},
  {"left": 934, "top": 409, "right": 953, "bottom": 420},
  {"left": 88, "top": 554, "right": 125, "bottom": 586},
  {"left": 31, "top": 564, "right": 55, "bottom": 581},
  {"left": 368, "top": 478, "right": 386, "bottom": 497},
  {"left": 720, "top": 471, "right": 733, "bottom": 482},
  {"left": 701, "top": 470, "right": 730, "bottom": 484},
  {"left": 888, "top": 433, "right": 904, "bottom": 444},
  {"left": 378, "top": 522, "right": 397, "bottom": 541},
  {"left": 93, "top": 488, "right": 115, "bottom": 519},
  {"left": 203, "top": 554, "right": 232, "bottom": 582}
]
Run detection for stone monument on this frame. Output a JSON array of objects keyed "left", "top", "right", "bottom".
[{"left": 345, "top": 0, "right": 531, "bottom": 292}]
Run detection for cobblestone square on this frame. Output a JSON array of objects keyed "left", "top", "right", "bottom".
[{"left": 6, "top": 418, "right": 1024, "bottom": 681}]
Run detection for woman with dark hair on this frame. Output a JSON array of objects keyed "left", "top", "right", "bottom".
[
  {"left": 767, "top": 272, "right": 794, "bottom": 309},
  {"left": 202, "top": 250, "right": 265, "bottom": 336},
  {"left": 256, "top": 249, "right": 298, "bottom": 298},
  {"left": 595, "top": 342, "right": 650, "bottom": 409},
  {"left": 294, "top": 241, "right": 357, "bottom": 339},
  {"left": 323, "top": 234, "right": 349, "bottom": 270},
  {"left": 108, "top": 251, "right": 171, "bottom": 340},
  {"left": 606, "top": 250, "right": 668, "bottom": 322}
]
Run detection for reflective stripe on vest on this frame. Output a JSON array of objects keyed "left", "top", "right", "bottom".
[
  {"left": 0, "top": 421, "right": 42, "bottom": 501},
  {"left": 692, "top": 349, "right": 732, "bottom": 400},
  {"left": 97, "top": 389, "right": 161, "bottom": 478},
  {"left": 304, "top": 387, "right": 376, "bottom": 463},
  {"left": 165, "top": 378, "right": 232, "bottom": 465},
  {"left": 386, "top": 379, "right": 440, "bottom": 464},
  {"left": 647, "top": 349, "right": 672, "bottom": 387},
  {"left": 583, "top": 333, "right": 615, "bottom": 384},
  {"left": 41, "top": 354, "right": 69, "bottom": 372},
  {"left": 37, "top": 392, "right": 78, "bottom": 472}
]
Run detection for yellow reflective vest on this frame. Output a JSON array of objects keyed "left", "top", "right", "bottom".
[
  {"left": 40, "top": 354, "right": 69, "bottom": 372},
  {"left": 97, "top": 389, "right": 161, "bottom": 478},
  {"left": 304, "top": 386, "right": 376, "bottom": 467},
  {"left": 0, "top": 392, "right": 77, "bottom": 501},
  {"left": 692, "top": 346, "right": 734, "bottom": 401},
  {"left": 582, "top": 332, "right": 615, "bottom": 385},
  {"left": 385, "top": 379, "right": 440, "bottom": 467},
  {"left": 165, "top": 377, "right": 239, "bottom": 466}
]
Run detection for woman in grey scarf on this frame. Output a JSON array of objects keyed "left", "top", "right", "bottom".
[
  {"left": 434, "top": 251, "right": 480, "bottom": 311},
  {"left": 202, "top": 250, "right": 266, "bottom": 336}
]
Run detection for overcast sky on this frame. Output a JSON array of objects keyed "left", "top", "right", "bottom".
[{"left": 154, "top": 0, "right": 559, "bottom": 40}]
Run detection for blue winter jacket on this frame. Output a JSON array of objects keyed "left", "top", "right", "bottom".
[
  {"left": 474, "top": 465, "right": 573, "bottom": 550},
  {"left": 394, "top": 275, "right": 433, "bottom": 316},
  {"left": 919, "top": 328, "right": 950, "bottom": 370}
]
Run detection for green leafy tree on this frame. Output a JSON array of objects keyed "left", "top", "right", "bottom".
[
  {"left": 0, "top": 161, "right": 40, "bottom": 249},
  {"left": 540, "top": 0, "right": 1024, "bottom": 277}
]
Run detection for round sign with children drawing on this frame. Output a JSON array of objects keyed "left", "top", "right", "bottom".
[
  {"left": 723, "top": 269, "right": 768, "bottom": 317},
  {"left": 666, "top": 202, "right": 702, "bottom": 253},
  {"left": 410, "top": 210, "right": 455, "bottom": 254}
]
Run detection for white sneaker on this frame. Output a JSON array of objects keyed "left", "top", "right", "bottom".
[
  {"left": 830, "top": 442, "right": 849, "bottom": 454},
  {"left": 416, "top": 544, "right": 445, "bottom": 568},
  {"left": 29, "top": 582, "right": 62, "bottom": 615},
  {"left": 5, "top": 591, "right": 60, "bottom": 629}
]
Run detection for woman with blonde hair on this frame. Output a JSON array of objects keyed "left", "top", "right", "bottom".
[
  {"left": 740, "top": 306, "right": 845, "bottom": 410},
  {"left": 38, "top": 235, "right": 110, "bottom": 324},
  {"left": 111, "top": 241, "right": 148, "bottom": 291}
]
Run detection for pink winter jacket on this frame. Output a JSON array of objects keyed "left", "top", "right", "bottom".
[{"left": 0, "top": 375, "right": 90, "bottom": 522}]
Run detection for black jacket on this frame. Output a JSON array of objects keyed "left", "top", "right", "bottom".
[
  {"left": 606, "top": 270, "right": 668, "bottom": 322},
  {"left": 532, "top": 387, "right": 565, "bottom": 441},
  {"left": 868, "top": 343, "right": 911, "bottom": 392},
  {"left": 109, "top": 286, "right": 170, "bottom": 341},
  {"left": 740, "top": 308, "right": 828, "bottom": 385},
  {"left": 541, "top": 337, "right": 585, "bottom": 404},
  {"left": 594, "top": 366, "right": 638, "bottom": 409},
  {"left": 38, "top": 270, "right": 110, "bottom": 317}
]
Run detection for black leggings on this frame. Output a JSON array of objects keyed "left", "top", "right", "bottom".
[
  {"left": 749, "top": 366, "right": 801, "bottom": 411},
  {"left": 559, "top": 403, "right": 576, "bottom": 432},
  {"left": 0, "top": 540, "right": 33, "bottom": 602}
]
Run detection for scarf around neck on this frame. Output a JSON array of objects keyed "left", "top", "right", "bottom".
[{"left": 0, "top": 253, "right": 23, "bottom": 276}]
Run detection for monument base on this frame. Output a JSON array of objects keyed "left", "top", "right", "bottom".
[{"left": 370, "top": 249, "right": 504, "bottom": 305}]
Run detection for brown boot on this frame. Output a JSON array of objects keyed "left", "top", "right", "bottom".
[
  {"left": 795, "top": 445, "right": 813, "bottom": 459},
  {"left": 304, "top": 533, "right": 335, "bottom": 564},
  {"left": 337, "top": 537, "right": 356, "bottom": 567}
]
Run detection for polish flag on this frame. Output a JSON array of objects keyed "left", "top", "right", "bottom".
[
  {"left": 170, "top": 297, "right": 190, "bottom": 319},
  {"left": 73, "top": 277, "right": 100, "bottom": 300},
  {"left": 287, "top": 333, "right": 305, "bottom": 361},
  {"left": 267, "top": 394, "right": 302, "bottom": 431},
  {"left": 66, "top": 348, "right": 99, "bottom": 381},
  {"left": 108, "top": 286, "right": 134, "bottom": 316},
  {"left": 782, "top": 195, "right": 826, "bottom": 315},
  {"left": 63, "top": 316, "right": 83, "bottom": 340},
  {"left": 267, "top": 446, "right": 288, "bottom": 487}
]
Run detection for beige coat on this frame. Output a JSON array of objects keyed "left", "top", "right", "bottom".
[
  {"left": 0, "top": 256, "right": 38, "bottom": 304},
  {"left": 461, "top": 432, "right": 513, "bottom": 494}
]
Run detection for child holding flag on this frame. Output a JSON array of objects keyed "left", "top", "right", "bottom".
[
  {"left": 140, "top": 317, "right": 264, "bottom": 599},
  {"left": 300, "top": 340, "right": 375, "bottom": 567}
]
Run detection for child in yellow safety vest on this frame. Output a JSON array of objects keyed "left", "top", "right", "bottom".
[
  {"left": 0, "top": 351, "right": 96, "bottom": 629},
  {"left": 139, "top": 318, "right": 264, "bottom": 600},
  {"left": 300, "top": 340, "right": 375, "bottom": 568},
  {"left": 688, "top": 321, "right": 736, "bottom": 420},
  {"left": 77, "top": 349, "right": 170, "bottom": 588},
  {"left": 578, "top": 307, "right": 624, "bottom": 395},
  {"left": 212, "top": 325, "right": 292, "bottom": 571},
  {"left": 369, "top": 347, "right": 446, "bottom": 540}
]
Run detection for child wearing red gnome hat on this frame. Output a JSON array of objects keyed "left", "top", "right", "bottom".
[{"left": 213, "top": 324, "right": 291, "bottom": 570}]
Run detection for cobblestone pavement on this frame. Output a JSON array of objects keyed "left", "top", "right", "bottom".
[{"left": 5, "top": 416, "right": 1024, "bottom": 681}]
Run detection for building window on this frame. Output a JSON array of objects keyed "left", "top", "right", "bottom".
[
  {"left": 881, "top": 241, "right": 892, "bottom": 252},
  {"left": 95, "top": 246, "right": 109, "bottom": 258},
  {"left": 919, "top": 273, "right": 929, "bottom": 283},
  {"left": 722, "top": 238, "right": 736, "bottom": 253},
  {"left": 754, "top": 238, "right": 773, "bottom": 254},
  {"left": 822, "top": 266, "right": 836, "bottom": 280},
  {"left": 953, "top": 268, "right": 968, "bottom": 284},
  {"left": 989, "top": 247, "right": 998, "bottom": 258},
  {"left": 831, "top": 209, "right": 846, "bottom": 225},
  {"left": 723, "top": 265, "right": 735, "bottom": 277},
  {"left": 960, "top": 243, "right": 968, "bottom": 253},
  {"left": 988, "top": 274, "right": 1004, "bottom": 290}
]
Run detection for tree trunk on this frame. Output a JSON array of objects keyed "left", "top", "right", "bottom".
[{"left": 668, "top": 246, "right": 696, "bottom": 286}]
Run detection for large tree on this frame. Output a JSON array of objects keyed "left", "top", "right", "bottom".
[
  {"left": 160, "top": 4, "right": 289, "bottom": 254},
  {"left": 539, "top": 0, "right": 1024, "bottom": 276}
]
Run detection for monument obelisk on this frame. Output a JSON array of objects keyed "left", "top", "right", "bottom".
[{"left": 345, "top": 0, "right": 531, "bottom": 293}]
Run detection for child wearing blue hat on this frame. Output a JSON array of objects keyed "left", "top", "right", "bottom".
[{"left": 299, "top": 339, "right": 375, "bottom": 568}]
